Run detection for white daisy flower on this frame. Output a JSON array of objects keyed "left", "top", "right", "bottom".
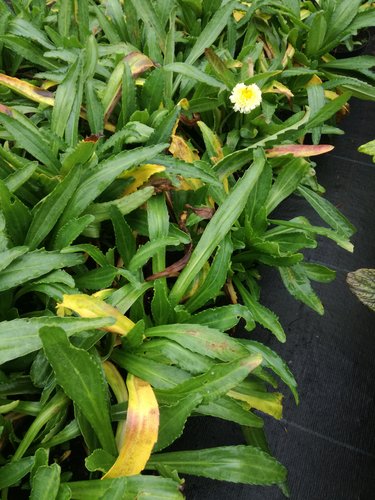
[{"left": 229, "top": 83, "right": 262, "bottom": 114}]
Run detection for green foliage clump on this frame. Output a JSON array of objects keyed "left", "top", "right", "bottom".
[{"left": 0, "top": 0, "right": 374, "bottom": 497}]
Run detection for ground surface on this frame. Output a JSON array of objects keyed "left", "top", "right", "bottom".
[{"left": 174, "top": 78, "right": 375, "bottom": 499}]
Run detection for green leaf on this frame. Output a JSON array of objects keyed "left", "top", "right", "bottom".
[
  {"left": 240, "top": 339, "right": 298, "bottom": 404},
  {"left": 142, "top": 68, "right": 166, "bottom": 113},
  {"left": 30, "top": 463, "right": 61, "bottom": 500},
  {"left": 170, "top": 150, "right": 265, "bottom": 304},
  {"left": 197, "top": 121, "right": 223, "bottom": 164},
  {"left": 0, "top": 246, "right": 28, "bottom": 272},
  {"left": 358, "top": 139, "right": 375, "bottom": 162},
  {"left": 0, "top": 250, "right": 84, "bottom": 292},
  {"left": 0, "top": 316, "right": 115, "bottom": 365},
  {"left": 75, "top": 0, "right": 90, "bottom": 42},
  {"left": 151, "top": 155, "right": 221, "bottom": 187},
  {"left": 172, "top": 1, "right": 236, "bottom": 93},
  {"left": 245, "top": 163, "right": 272, "bottom": 227},
  {"left": 301, "top": 262, "right": 336, "bottom": 283},
  {"left": 0, "top": 180, "right": 31, "bottom": 246},
  {"left": 307, "top": 83, "right": 325, "bottom": 144},
  {"left": 30, "top": 448, "right": 49, "bottom": 482},
  {"left": 119, "top": 62, "right": 137, "bottom": 126},
  {"left": 57, "top": 483, "right": 72, "bottom": 500},
  {"left": 85, "top": 187, "right": 155, "bottom": 225},
  {"left": 128, "top": 0, "right": 166, "bottom": 51},
  {"left": 145, "top": 323, "right": 248, "bottom": 362},
  {"left": 155, "top": 355, "right": 262, "bottom": 405},
  {"left": 147, "top": 445, "right": 286, "bottom": 485},
  {"left": 109, "top": 281, "right": 154, "bottom": 314},
  {"left": 185, "top": 1, "right": 236, "bottom": 66},
  {"left": 305, "top": 11, "right": 327, "bottom": 57},
  {"left": 61, "top": 137, "right": 99, "bottom": 177},
  {"left": 298, "top": 185, "right": 355, "bottom": 238},
  {"left": 0, "top": 110, "right": 60, "bottom": 174},
  {"left": 146, "top": 106, "right": 180, "bottom": 146},
  {"left": 321, "top": 55, "right": 375, "bottom": 71},
  {"left": 333, "top": 77, "right": 375, "bottom": 102},
  {"left": 101, "top": 60, "right": 125, "bottom": 118},
  {"left": 40, "top": 326, "right": 117, "bottom": 455},
  {"left": 58, "top": 0, "right": 72, "bottom": 37},
  {"left": 135, "top": 338, "right": 212, "bottom": 375},
  {"left": 51, "top": 55, "right": 82, "bottom": 141},
  {"left": 8, "top": 18, "right": 55, "bottom": 50},
  {"left": 64, "top": 243, "right": 108, "bottom": 265},
  {"left": 4, "top": 162, "right": 38, "bottom": 194},
  {"left": 85, "top": 449, "right": 115, "bottom": 473},
  {"left": 25, "top": 166, "right": 82, "bottom": 249},
  {"left": 196, "top": 395, "right": 264, "bottom": 427},
  {"left": 305, "top": 92, "right": 351, "bottom": 130},
  {"left": 67, "top": 476, "right": 183, "bottom": 500},
  {"left": 155, "top": 394, "right": 202, "bottom": 452},
  {"left": 279, "top": 264, "right": 324, "bottom": 315},
  {"left": 265, "top": 158, "right": 310, "bottom": 215},
  {"left": 185, "top": 236, "right": 232, "bottom": 312},
  {"left": 58, "top": 144, "right": 167, "bottom": 225},
  {"left": 347, "top": 268, "right": 375, "bottom": 312},
  {"left": 75, "top": 266, "right": 118, "bottom": 290},
  {"left": 147, "top": 196, "right": 169, "bottom": 323},
  {"left": 205, "top": 48, "right": 236, "bottom": 89},
  {"left": 186, "top": 304, "right": 255, "bottom": 332},
  {"left": 269, "top": 217, "right": 353, "bottom": 252},
  {"left": 52, "top": 214, "right": 95, "bottom": 250},
  {"left": 0, "top": 456, "right": 34, "bottom": 489},
  {"left": 85, "top": 79, "right": 104, "bottom": 134},
  {"left": 164, "top": 63, "right": 225, "bottom": 89},
  {"left": 234, "top": 278, "right": 286, "bottom": 343},
  {"left": 128, "top": 237, "right": 181, "bottom": 272},
  {"left": 0, "top": 35, "right": 57, "bottom": 70},
  {"left": 111, "top": 351, "right": 191, "bottom": 389},
  {"left": 322, "top": 0, "right": 362, "bottom": 49},
  {"left": 110, "top": 207, "right": 136, "bottom": 267},
  {"left": 0, "top": 399, "right": 19, "bottom": 413}
]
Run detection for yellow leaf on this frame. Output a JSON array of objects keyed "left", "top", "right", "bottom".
[
  {"left": 57, "top": 294, "right": 134, "bottom": 335},
  {"left": 324, "top": 90, "right": 339, "bottom": 100},
  {"left": 0, "top": 74, "right": 54, "bottom": 106},
  {"left": 263, "top": 81, "right": 294, "bottom": 99},
  {"left": 124, "top": 51, "right": 155, "bottom": 78},
  {"left": 323, "top": 90, "right": 349, "bottom": 115},
  {"left": 300, "top": 8, "right": 312, "bottom": 20},
  {"left": 176, "top": 177, "right": 204, "bottom": 191},
  {"left": 183, "top": 262, "right": 210, "bottom": 300},
  {"left": 168, "top": 134, "right": 203, "bottom": 191},
  {"left": 307, "top": 75, "right": 323, "bottom": 86},
  {"left": 120, "top": 164, "right": 166, "bottom": 195},
  {"left": 103, "top": 361, "right": 128, "bottom": 449},
  {"left": 233, "top": 10, "right": 246, "bottom": 21},
  {"left": 92, "top": 289, "right": 114, "bottom": 300},
  {"left": 169, "top": 135, "right": 199, "bottom": 163},
  {"left": 281, "top": 44, "right": 295, "bottom": 68},
  {"left": 102, "top": 375, "right": 159, "bottom": 478},
  {"left": 0, "top": 51, "right": 152, "bottom": 134},
  {"left": 197, "top": 121, "right": 224, "bottom": 164},
  {"left": 228, "top": 390, "right": 283, "bottom": 419}
]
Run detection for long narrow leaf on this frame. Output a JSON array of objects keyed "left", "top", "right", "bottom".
[
  {"left": 40, "top": 326, "right": 117, "bottom": 455},
  {"left": 147, "top": 445, "right": 286, "bottom": 485}
]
